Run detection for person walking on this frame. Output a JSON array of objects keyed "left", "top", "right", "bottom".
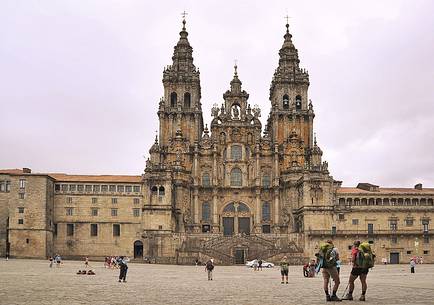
[
  {"left": 84, "top": 257, "right": 89, "bottom": 270},
  {"left": 317, "top": 240, "right": 341, "bottom": 302},
  {"left": 205, "top": 258, "right": 214, "bottom": 280},
  {"left": 118, "top": 256, "right": 129, "bottom": 282},
  {"left": 280, "top": 256, "right": 289, "bottom": 284},
  {"left": 410, "top": 259, "right": 416, "bottom": 273},
  {"left": 343, "top": 241, "right": 371, "bottom": 302},
  {"left": 49, "top": 256, "right": 53, "bottom": 268},
  {"left": 258, "top": 259, "right": 263, "bottom": 271},
  {"left": 55, "top": 254, "right": 62, "bottom": 267}
]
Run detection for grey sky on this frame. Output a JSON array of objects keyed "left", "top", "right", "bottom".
[{"left": 1, "top": 0, "right": 433, "bottom": 187}]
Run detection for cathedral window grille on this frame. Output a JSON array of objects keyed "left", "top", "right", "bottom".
[
  {"left": 91, "top": 197, "right": 98, "bottom": 204},
  {"left": 184, "top": 92, "right": 191, "bottom": 108},
  {"left": 133, "top": 208, "right": 140, "bottom": 217},
  {"left": 159, "top": 186, "right": 165, "bottom": 196},
  {"left": 231, "top": 145, "right": 242, "bottom": 160},
  {"left": 170, "top": 92, "right": 177, "bottom": 107},
  {"left": 295, "top": 95, "right": 302, "bottom": 110},
  {"left": 117, "top": 185, "right": 124, "bottom": 193},
  {"left": 202, "top": 202, "right": 211, "bottom": 222},
  {"left": 390, "top": 221, "right": 398, "bottom": 231},
  {"left": 262, "top": 202, "right": 271, "bottom": 221},
  {"left": 125, "top": 185, "right": 132, "bottom": 193},
  {"left": 260, "top": 173, "right": 270, "bottom": 188},
  {"left": 283, "top": 94, "right": 289, "bottom": 109},
  {"left": 111, "top": 208, "right": 118, "bottom": 217},
  {"left": 77, "top": 185, "right": 84, "bottom": 192},
  {"left": 85, "top": 185, "right": 92, "bottom": 192},
  {"left": 230, "top": 168, "right": 242, "bottom": 187},
  {"left": 101, "top": 185, "right": 108, "bottom": 192},
  {"left": 93, "top": 185, "right": 100, "bottom": 193},
  {"left": 202, "top": 173, "right": 211, "bottom": 187},
  {"left": 112, "top": 198, "right": 118, "bottom": 204},
  {"left": 133, "top": 185, "right": 140, "bottom": 192},
  {"left": 91, "top": 208, "right": 98, "bottom": 216},
  {"left": 69, "top": 184, "right": 76, "bottom": 192},
  {"left": 109, "top": 185, "right": 116, "bottom": 192}
]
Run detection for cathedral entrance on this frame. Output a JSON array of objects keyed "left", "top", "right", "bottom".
[
  {"left": 134, "top": 240, "right": 143, "bottom": 259},
  {"left": 222, "top": 202, "right": 251, "bottom": 236},
  {"left": 234, "top": 249, "right": 246, "bottom": 264}
]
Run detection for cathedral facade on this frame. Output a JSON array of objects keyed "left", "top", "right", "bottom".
[{"left": 0, "top": 20, "right": 433, "bottom": 264}]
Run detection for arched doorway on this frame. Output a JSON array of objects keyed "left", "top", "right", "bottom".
[
  {"left": 222, "top": 202, "right": 251, "bottom": 236},
  {"left": 134, "top": 240, "right": 143, "bottom": 259}
]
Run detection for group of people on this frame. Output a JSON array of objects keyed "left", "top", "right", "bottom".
[
  {"left": 313, "top": 239, "right": 374, "bottom": 302},
  {"left": 48, "top": 254, "right": 62, "bottom": 268},
  {"left": 251, "top": 259, "right": 264, "bottom": 271},
  {"left": 104, "top": 256, "right": 130, "bottom": 282},
  {"left": 302, "top": 259, "right": 317, "bottom": 277},
  {"left": 104, "top": 256, "right": 126, "bottom": 269}
]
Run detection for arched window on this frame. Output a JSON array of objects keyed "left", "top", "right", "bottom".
[
  {"left": 262, "top": 174, "right": 271, "bottom": 188},
  {"left": 230, "top": 168, "right": 242, "bottom": 186},
  {"left": 237, "top": 203, "right": 250, "bottom": 212},
  {"left": 295, "top": 95, "right": 302, "bottom": 110},
  {"left": 262, "top": 202, "right": 271, "bottom": 221},
  {"left": 231, "top": 145, "right": 242, "bottom": 160},
  {"left": 158, "top": 186, "right": 165, "bottom": 196},
  {"left": 170, "top": 92, "right": 177, "bottom": 107},
  {"left": 151, "top": 186, "right": 158, "bottom": 195},
  {"left": 202, "top": 202, "right": 211, "bottom": 222},
  {"left": 202, "top": 172, "right": 210, "bottom": 187},
  {"left": 283, "top": 94, "right": 289, "bottom": 109},
  {"left": 223, "top": 203, "right": 235, "bottom": 212},
  {"left": 184, "top": 92, "right": 191, "bottom": 108}
]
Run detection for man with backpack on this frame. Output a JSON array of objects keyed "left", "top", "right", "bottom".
[
  {"left": 316, "top": 240, "right": 341, "bottom": 302},
  {"left": 118, "top": 256, "right": 129, "bottom": 283},
  {"left": 205, "top": 258, "right": 214, "bottom": 280},
  {"left": 343, "top": 240, "right": 374, "bottom": 301}
]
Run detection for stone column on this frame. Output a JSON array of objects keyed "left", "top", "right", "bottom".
[
  {"left": 255, "top": 189, "right": 261, "bottom": 233},
  {"left": 193, "top": 188, "right": 199, "bottom": 224}
]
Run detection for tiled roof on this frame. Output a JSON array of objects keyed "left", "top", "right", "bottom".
[
  {"left": 48, "top": 174, "right": 142, "bottom": 183},
  {"left": 0, "top": 169, "right": 25, "bottom": 174},
  {"left": 338, "top": 187, "right": 434, "bottom": 195}
]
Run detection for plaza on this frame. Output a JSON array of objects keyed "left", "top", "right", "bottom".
[{"left": 0, "top": 259, "right": 433, "bottom": 305}]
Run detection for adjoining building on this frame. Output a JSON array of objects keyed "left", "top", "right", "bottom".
[{"left": 1, "top": 20, "right": 433, "bottom": 264}]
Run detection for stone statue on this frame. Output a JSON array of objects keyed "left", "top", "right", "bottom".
[
  {"left": 232, "top": 105, "right": 240, "bottom": 119},
  {"left": 211, "top": 103, "right": 219, "bottom": 117},
  {"left": 252, "top": 105, "right": 261, "bottom": 118}
]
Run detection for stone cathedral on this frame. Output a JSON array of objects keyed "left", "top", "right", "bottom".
[{"left": 0, "top": 20, "right": 433, "bottom": 265}]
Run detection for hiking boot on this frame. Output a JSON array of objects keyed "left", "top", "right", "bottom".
[
  {"left": 330, "top": 295, "right": 342, "bottom": 302},
  {"left": 326, "top": 295, "right": 332, "bottom": 302},
  {"left": 342, "top": 294, "right": 353, "bottom": 300},
  {"left": 359, "top": 295, "right": 365, "bottom": 301}
]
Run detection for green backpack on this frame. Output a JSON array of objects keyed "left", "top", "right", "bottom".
[
  {"left": 356, "top": 242, "right": 375, "bottom": 268},
  {"left": 319, "top": 242, "right": 336, "bottom": 268}
]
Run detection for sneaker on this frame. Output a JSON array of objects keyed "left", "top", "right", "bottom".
[
  {"left": 359, "top": 295, "right": 365, "bottom": 301},
  {"left": 342, "top": 294, "right": 353, "bottom": 300},
  {"left": 326, "top": 295, "right": 332, "bottom": 302},
  {"left": 330, "top": 295, "right": 342, "bottom": 302}
]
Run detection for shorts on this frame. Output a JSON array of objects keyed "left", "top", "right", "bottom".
[
  {"left": 281, "top": 269, "right": 289, "bottom": 276},
  {"left": 351, "top": 268, "right": 369, "bottom": 276},
  {"left": 322, "top": 267, "right": 339, "bottom": 283}
]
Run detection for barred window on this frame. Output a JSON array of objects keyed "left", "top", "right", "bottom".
[
  {"left": 230, "top": 168, "right": 242, "bottom": 187},
  {"left": 69, "top": 184, "right": 76, "bottom": 192},
  {"left": 133, "top": 208, "right": 140, "bottom": 217},
  {"left": 133, "top": 198, "right": 140, "bottom": 204},
  {"left": 231, "top": 145, "right": 242, "bottom": 160},
  {"left": 67, "top": 223, "right": 74, "bottom": 236},
  {"left": 18, "top": 207, "right": 24, "bottom": 213},
  {"left": 125, "top": 185, "right": 132, "bottom": 193},
  {"left": 19, "top": 179, "right": 26, "bottom": 189},
  {"left": 18, "top": 218, "right": 24, "bottom": 224},
  {"left": 91, "top": 197, "right": 98, "bottom": 204},
  {"left": 101, "top": 185, "right": 108, "bottom": 192},
  {"left": 93, "top": 185, "right": 100, "bottom": 193},
  {"left": 66, "top": 208, "right": 73, "bottom": 216},
  {"left": 112, "top": 198, "right": 117, "bottom": 204},
  {"left": 133, "top": 185, "right": 140, "bottom": 192},
  {"left": 262, "top": 202, "right": 271, "bottom": 221},
  {"left": 90, "top": 224, "right": 98, "bottom": 236},
  {"left": 6, "top": 181, "right": 10, "bottom": 192},
  {"left": 85, "top": 185, "right": 92, "bottom": 192},
  {"left": 91, "top": 208, "right": 98, "bottom": 216},
  {"left": 66, "top": 197, "right": 73, "bottom": 204},
  {"left": 77, "top": 185, "right": 84, "bottom": 192},
  {"left": 111, "top": 208, "right": 118, "bottom": 217},
  {"left": 0, "top": 181, "right": 6, "bottom": 192},
  {"left": 109, "top": 185, "right": 116, "bottom": 192},
  {"left": 117, "top": 185, "right": 124, "bottom": 192},
  {"left": 202, "top": 202, "right": 211, "bottom": 222},
  {"left": 113, "top": 224, "right": 120, "bottom": 236},
  {"left": 61, "top": 184, "right": 68, "bottom": 192}
]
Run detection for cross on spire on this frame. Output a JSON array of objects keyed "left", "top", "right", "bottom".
[
  {"left": 234, "top": 59, "right": 238, "bottom": 76},
  {"left": 284, "top": 14, "right": 291, "bottom": 33},
  {"left": 181, "top": 10, "right": 188, "bottom": 20}
]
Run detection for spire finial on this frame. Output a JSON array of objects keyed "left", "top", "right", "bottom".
[
  {"left": 181, "top": 10, "right": 188, "bottom": 30},
  {"left": 154, "top": 130, "right": 158, "bottom": 143},
  {"left": 284, "top": 14, "right": 290, "bottom": 33},
  {"left": 234, "top": 59, "right": 238, "bottom": 77},
  {"left": 314, "top": 132, "right": 317, "bottom": 145}
]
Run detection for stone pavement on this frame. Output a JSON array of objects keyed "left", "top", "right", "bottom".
[{"left": 0, "top": 259, "right": 433, "bottom": 305}]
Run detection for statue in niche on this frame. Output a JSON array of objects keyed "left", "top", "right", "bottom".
[
  {"left": 232, "top": 104, "right": 240, "bottom": 119},
  {"left": 211, "top": 103, "right": 219, "bottom": 117},
  {"left": 220, "top": 132, "right": 226, "bottom": 145}
]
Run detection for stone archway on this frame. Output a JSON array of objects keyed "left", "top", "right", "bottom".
[
  {"left": 134, "top": 240, "right": 143, "bottom": 259},
  {"left": 221, "top": 202, "right": 251, "bottom": 236}
]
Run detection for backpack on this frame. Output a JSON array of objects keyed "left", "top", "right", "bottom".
[
  {"left": 356, "top": 242, "right": 375, "bottom": 269},
  {"left": 206, "top": 261, "right": 214, "bottom": 271},
  {"left": 318, "top": 242, "right": 337, "bottom": 268}
]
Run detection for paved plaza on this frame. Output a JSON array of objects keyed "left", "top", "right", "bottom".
[{"left": 0, "top": 259, "right": 433, "bottom": 305}]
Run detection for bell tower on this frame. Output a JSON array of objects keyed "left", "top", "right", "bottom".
[
  {"left": 158, "top": 18, "right": 204, "bottom": 147},
  {"left": 268, "top": 22, "right": 314, "bottom": 149}
]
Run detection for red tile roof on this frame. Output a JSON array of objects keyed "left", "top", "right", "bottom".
[{"left": 338, "top": 187, "right": 434, "bottom": 195}]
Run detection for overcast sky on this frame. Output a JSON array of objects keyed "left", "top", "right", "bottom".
[{"left": 1, "top": 0, "right": 433, "bottom": 187}]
